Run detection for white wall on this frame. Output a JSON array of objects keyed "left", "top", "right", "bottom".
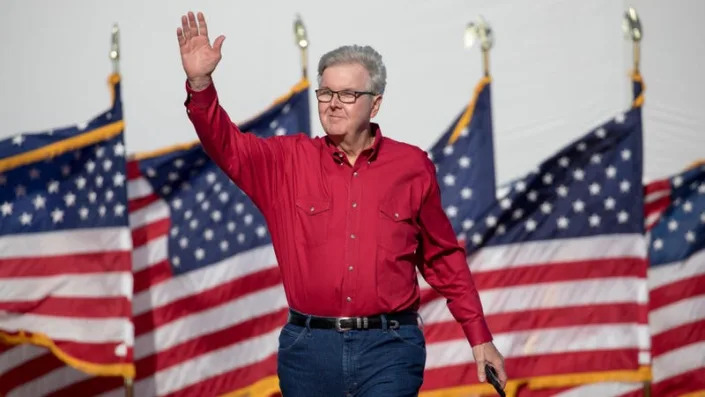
[{"left": 1, "top": 0, "right": 703, "bottom": 184}]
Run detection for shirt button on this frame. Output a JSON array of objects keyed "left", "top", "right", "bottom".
[
  {"left": 186, "top": 109, "right": 191, "bottom": 114},
  {"left": 394, "top": 212, "right": 399, "bottom": 218},
  {"left": 353, "top": 171, "right": 359, "bottom": 177},
  {"left": 352, "top": 202, "right": 357, "bottom": 208},
  {"left": 346, "top": 297, "right": 352, "bottom": 302},
  {"left": 350, "top": 234, "right": 356, "bottom": 239},
  {"left": 348, "top": 265, "right": 354, "bottom": 271},
  {"left": 310, "top": 206, "right": 315, "bottom": 212}
]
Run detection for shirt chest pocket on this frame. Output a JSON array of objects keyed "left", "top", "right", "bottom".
[
  {"left": 295, "top": 196, "right": 331, "bottom": 247},
  {"left": 377, "top": 202, "right": 418, "bottom": 252}
]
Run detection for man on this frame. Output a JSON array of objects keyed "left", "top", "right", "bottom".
[{"left": 177, "top": 11, "right": 507, "bottom": 396}]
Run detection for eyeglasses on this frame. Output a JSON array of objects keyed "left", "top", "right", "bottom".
[{"left": 315, "top": 88, "right": 376, "bottom": 104}]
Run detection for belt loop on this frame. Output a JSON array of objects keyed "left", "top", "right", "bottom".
[
  {"left": 417, "top": 313, "right": 424, "bottom": 330},
  {"left": 381, "top": 314, "right": 388, "bottom": 331},
  {"left": 305, "top": 315, "right": 312, "bottom": 332}
]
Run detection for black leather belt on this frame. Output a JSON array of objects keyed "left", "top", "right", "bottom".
[{"left": 288, "top": 310, "right": 419, "bottom": 332}]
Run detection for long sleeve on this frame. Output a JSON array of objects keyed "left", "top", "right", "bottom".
[
  {"left": 184, "top": 80, "right": 286, "bottom": 212},
  {"left": 416, "top": 157, "right": 492, "bottom": 346}
]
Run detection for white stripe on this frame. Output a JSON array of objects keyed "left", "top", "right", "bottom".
[
  {"left": 425, "top": 324, "right": 649, "bottom": 369},
  {"left": 420, "top": 277, "right": 647, "bottom": 324},
  {"left": 135, "top": 285, "right": 286, "bottom": 359},
  {"left": 468, "top": 234, "right": 646, "bottom": 273},
  {"left": 128, "top": 200, "right": 169, "bottom": 229},
  {"left": 132, "top": 235, "right": 168, "bottom": 272},
  {"left": 0, "top": 314, "right": 133, "bottom": 344},
  {"left": 644, "top": 188, "right": 669, "bottom": 205},
  {"left": 648, "top": 248, "right": 705, "bottom": 290},
  {"left": 133, "top": 243, "right": 277, "bottom": 315},
  {"left": 0, "top": 227, "right": 132, "bottom": 259},
  {"left": 0, "top": 272, "right": 132, "bottom": 301},
  {"left": 652, "top": 340, "right": 705, "bottom": 383},
  {"left": 100, "top": 328, "right": 281, "bottom": 397},
  {"left": 645, "top": 212, "right": 662, "bottom": 228},
  {"left": 128, "top": 177, "right": 152, "bottom": 199},
  {"left": 639, "top": 350, "right": 651, "bottom": 365},
  {"left": 649, "top": 294, "right": 705, "bottom": 335},
  {"left": 554, "top": 382, "right": 643, "bottom": 397},
  {"left": 0, "top": 343, "right": 46, "bottom": 377},
  {"left": 7, "top": 362, "right": 91, "bottom": 397}
]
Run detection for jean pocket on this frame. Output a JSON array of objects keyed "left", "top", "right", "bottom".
[
  {"left": 278, "top": 323, "right": 308, "bottom": 351},
  {"left": 389, "top": 325, "right": 426, "bottom": 353}
]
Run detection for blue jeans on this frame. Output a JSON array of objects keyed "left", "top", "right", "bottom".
[{"left": 277, "top": 314, "right": 426, "bottom": 396}]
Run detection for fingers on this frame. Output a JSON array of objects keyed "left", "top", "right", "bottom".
[
  {"left": 494, "top": 360, "right": 508, "bottom": 388},
  {"left": 176, "top": 27, "right": 186, "bottom": 46},
  {"left": 213, "top": 35, "right": 226, "bottom": 53},
  {"left": 197, "top": 12, "right": 208, "bottom": 37},
  {"left": 181, "top": 15, "right": 190, "bottom": 40},
  {"left": 476, "top": 360, "right": 487, "bottom": 383},
  {"left": 187, "top": 11, "right": 198, "bottom": 37}
]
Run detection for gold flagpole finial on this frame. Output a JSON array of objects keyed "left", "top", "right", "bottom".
[
  {"left": 622, "top": 7, "right": 642, "bottom": 74},
  {"left": 293, "top": 15, "right": 309, "bottom": 80},
  {"left": 110, "top": 23, "right": 120, "bottom": 75},
  {"left": 464, "top": 16, "right": 493, "bottom": 77}
]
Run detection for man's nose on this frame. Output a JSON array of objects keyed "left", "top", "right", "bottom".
[{"left": 329, "top": 93, "right": 343, "bottom": 108}]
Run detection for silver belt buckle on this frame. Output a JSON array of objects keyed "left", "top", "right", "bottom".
[{"left": 335, "top": 317, "right": 353, "bottom": 332}]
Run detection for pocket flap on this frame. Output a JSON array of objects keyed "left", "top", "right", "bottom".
[
  {"left": 296, "top": 197, "right": 331, "bottom": 216},
  {"left": 379, "top": 202, "right": 413, "bottom": 222}
]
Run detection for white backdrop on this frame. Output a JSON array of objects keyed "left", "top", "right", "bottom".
[{"left": 1, "top": 0, "right": 703, "bottom": 185}]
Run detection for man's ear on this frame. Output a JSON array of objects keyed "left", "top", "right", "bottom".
[{"left": 370, "top": 95, "right": 383, "bottom": 118}]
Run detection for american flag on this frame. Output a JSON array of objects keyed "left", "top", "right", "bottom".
[
  {"left": 419, "top": 78, "right": 650, "bottom": 395},
  {"left": 0, "top": 75, "right": 134, "bottom": 396},
  {"left": 644, "top": 163, "right": 705, "bottom": 396},
  {"left": 0, "top": 80, "right": 311, "bottom": 397}
]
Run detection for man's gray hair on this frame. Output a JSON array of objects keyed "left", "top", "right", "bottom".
[{"left": 317, "top": 45, "right": 387, "bottom": 95}]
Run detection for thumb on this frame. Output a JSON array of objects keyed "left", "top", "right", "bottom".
[
  {"left": 477, "top": 360, "right": 487, "bottom": 383},
  {"left": 213, "top": 35, "right": 226, "bottom": 53}
]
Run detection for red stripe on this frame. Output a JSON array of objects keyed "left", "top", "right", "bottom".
[
  {"left": 423, "top": 303, "right": 646, "bottom": 341},
  {"left": 133, "top": 266, "right": 282, "bottom": 336},
  {"left": 127, "top": 160, "right": 141, "bottom": 180},
  {"left": 0, "top": 251, "right": 132, "bottom": 277},
  {"left": 652, "top": 367, "right": 705, "bottom": 396},
  {"left": 649, "top": 273, "right": 705, "bottom": 310},
  {"left": 0, "top": 348, "right": 66, "bottom": 396},
  {"left": 166, "top": 354, "right": 279, "bottom": 397},
  {"left": 421, "top": 349, "right": 640, "bottom": 390},
  {"left": 0, "top": 341, "right": 133, "bottom": 395},
  {"left": 0, "top": 296, "right": 130, "bottom": 319},
  {"left": 137, "top": 309, "right": 286, "bottom": 376},
  {"left": 420, "top": 257, "right": 647, "bottom": 306},
  {"left": 470, "top": 257, "right": 647, "bottom": 290},
  {"left": 131, "top": 218, "right": 170, "bottom": 248},
  {"left": 651, "top": 318, "right": 705, "bottom": 357},
  {"left": 46, "top": 375, "right": 124, "bottom": 397},
  {"left": 128, "top": 193, "right": 160, "bottom": 212},
  {"left": 644, "top": 179, "right": 670, "bottom": 198},
  {"left": 133, "top": 259, "right": 173, "bottom": 293},
  {"left": 64, "top": 311, "right": 287, "bottom": 397}
]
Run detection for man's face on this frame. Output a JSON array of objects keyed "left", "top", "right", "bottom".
[{"left": 317, "top": 62, "right": 382, "bottom": 138}]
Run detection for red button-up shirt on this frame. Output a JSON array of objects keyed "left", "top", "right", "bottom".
[{"left": 185, "top": 82, "right": 492, "bottom": 346}]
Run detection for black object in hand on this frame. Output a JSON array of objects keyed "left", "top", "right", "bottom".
[{"left": 485, "top": 365, "right": 505, "bottom": 397}]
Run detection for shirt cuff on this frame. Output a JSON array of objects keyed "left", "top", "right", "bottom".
[
  {"left": 461, "top": 318, "right": 493, "bottom": 347},
  {"left": 184, "top": 79, "right": 217, "bottom": 110}
]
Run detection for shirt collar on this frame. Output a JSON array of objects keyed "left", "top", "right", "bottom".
[{"left": 325, "top": 123, "right": 384, "bottom": 163}]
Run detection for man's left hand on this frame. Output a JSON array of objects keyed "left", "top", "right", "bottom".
[{"left": 472, "top": 341, "right": 507, "bottom": 389}]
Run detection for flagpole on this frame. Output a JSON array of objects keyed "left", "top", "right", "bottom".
[
  {"left": 110, "top": 23, "right": 120, "bottom": 75},
  {"left": 109, "top": 22, "right": 132, "bottom": 397},
  {"left": 623, "top": 9, "right": 648, "bottom": 395},
  {"left": 623, "top": 7, "right": 642, "bottom": 75},
  {"left": 293, "top": 15, "right": 309, "bottom": 80},
  {"left": 464, "top": 16, "right": 493, "bottom": 77}
]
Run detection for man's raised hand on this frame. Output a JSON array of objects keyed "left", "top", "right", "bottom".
[{"left": 176, "top": 11, "right": 225, "bottom": 91}]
